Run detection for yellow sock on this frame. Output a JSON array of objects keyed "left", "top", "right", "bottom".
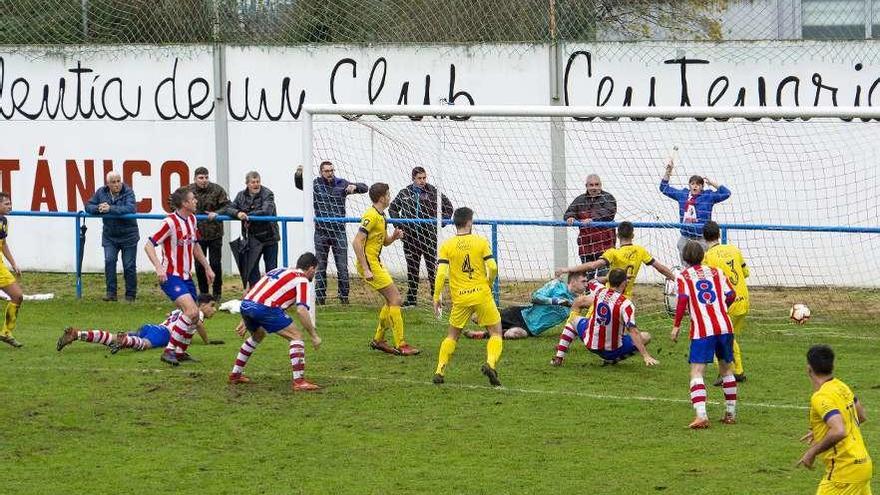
[
  {"left": 388, "top": 306, "right": 405, "bottom": 348},
  {"left": 435, "top": 337, "right": 457, "bottom": 375},
  {"left": 1, "top": 301, "right": 18, "bottom": 337},
  {"left": 486, "top": 335, "right": 503, "bottom": 369},
  {"left": 373, "top": 305, "right": 389, "bottom": 342}
]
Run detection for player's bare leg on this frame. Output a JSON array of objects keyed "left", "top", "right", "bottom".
[
  {"left": 0, "top": 282, "right": 23, "bottom": 348},
  {"left": 688, "top": 363, "right": 710, "bottom": 429},
  {"left": 481, "top": 322, "right": 503, "bottom": 387},
  {"left": 377, "top": 283, "right": 419, "bottom": 356},
  {"left": 433, "top": 327, "right": 461, "bottom": 384}
]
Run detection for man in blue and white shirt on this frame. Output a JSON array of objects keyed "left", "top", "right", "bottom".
[{"left": 465, "top": 272, "right": 588, "bottom": 340}]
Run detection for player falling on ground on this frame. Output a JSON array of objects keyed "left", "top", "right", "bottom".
[
  {"left": 228, "top": 252, "right": 323, "bottom": 391},
  {"left": 352, "top": 182, "right": 419, "bottom": 356},
  {"left": 670, "top": 240, "right": 738, "bottom": 429},
  {"left": 797, "top": 345, "right": 873, "bottom": 495},
  {"left": 551, "top": 269, "right": 658, "bottom": 367},
  {"left": 702, "top": 221, "right": 750, "bottom": 385},
  {"left": 56, "top": 294, "right": 221, "bottom": 357},
  {"left": 555, "top": 221, "right": 675, "bottom": 299},
  {"left": 144, "top": 186, "right": 215, "bottom": 366},
  {"left": 0, "top": 192, "right": 23, "bottom": 348},
  {"left": 432, "top": 207, "right": 504, "bottom": 387},
  {"left": 464, "top": 272, "right": 589, "bottom": 340}
]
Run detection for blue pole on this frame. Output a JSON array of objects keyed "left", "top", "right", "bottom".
[
  {"left": 721, "top": 227, "right": 728, "bottom": 244},
  {"left": 491, "top": 222, "right": 499, "bottom": 306},
  {"left": 75, "top": 212, "right": 83, "bottom": 299},
  {"left": 281, "top": 220, "right": 289, "bottom": 267}
]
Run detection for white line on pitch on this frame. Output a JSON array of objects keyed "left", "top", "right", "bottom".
[{"left": 20, "top": 365, "right": 808, "bottom": 411}]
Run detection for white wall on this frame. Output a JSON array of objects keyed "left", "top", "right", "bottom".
[{"left": 0, "top": 42, "right": 878, "bottom": 287}]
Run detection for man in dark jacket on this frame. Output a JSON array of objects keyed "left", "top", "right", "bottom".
[
  {"left": 190, "top": 167, "right": 231, "bottom": 299},
  {"left": 564, "top": 174, "right": 617, "bottom": 278},
  {"left": 86, "top": 171, "right": 140, "bottom": 302},
  {"left": 223, "top": 171, "right": 279, "bottom": 289},
  {"left": 389, "top": 167, "right": 453, "bottom": 307},
  {"left": 295, "top": 161, "right": 367, "bottom": 305}
]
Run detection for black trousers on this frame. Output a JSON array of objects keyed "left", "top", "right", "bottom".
[
  {"left": 403, "top": 234, "right": 437, "bottom": 305},
  {"left": 196, "top": 238, "right": 223, "bottom": 297}
]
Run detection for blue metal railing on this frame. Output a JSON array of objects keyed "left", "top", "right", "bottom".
[{"left": 8, "top": 211, "right": 880, "bottom": 301}]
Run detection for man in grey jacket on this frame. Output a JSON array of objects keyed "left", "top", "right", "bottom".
[
  {"left": 224, "top": 171, "right": 279, "bottom": 289},
  {"left": 86, "top": 171, "right": 140, "bottom": 302}
]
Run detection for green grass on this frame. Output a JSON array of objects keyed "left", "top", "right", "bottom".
[{"left": 2, "top": 273, "right": 879, "bottom": 494}]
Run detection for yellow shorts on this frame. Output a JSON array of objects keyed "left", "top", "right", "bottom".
[
  {"left": 0, "top": 264, "right": 15, "bottom": 287},
  {"left": 730, "top": 313, "right": 747, "bottom": 334},
  {"left": 817, "top": 479, "right": 872, "bottom": 495},
  {"left": 449, "top": 299, "right": 501, "bottom": 329},
  {"left": 358, "top": 264, "right": 394, "bottom": 291}
]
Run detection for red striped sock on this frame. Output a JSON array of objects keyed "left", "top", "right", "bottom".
[
  {"left": 722, "top": 374, "right": 737, "bottom": 416},
  {"left": 232, "top": 337, "right": 259, "bottom": 374},
  {"left": 289, "top": 340, "right": 305, "bottom": 381},
  {"left": 121, "top": 335, "right": 148, "bottom": 351},
  {"left": 79, "top": 330, "right": 114, "bottom": 346},
  {"left": 554, "top": 324, "right": 578, "bottom": 359},
  {"left": 164, "top": 314, "right": 193, "bottom": 354},
  {"left": 690, "top": 378, "right": 708, "bottom": 418}
]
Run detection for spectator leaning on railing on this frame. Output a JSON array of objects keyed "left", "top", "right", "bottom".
[
  {"left": 223, "top": 171, "right": 280, "bottom": 289},
  {"left": 295, "top": 161, "right": 368, "bottom": 305},
  {"left": 564, "top": 173, "right": 617, "bottom": 278},
  {"left": 85, "top": 171, "right": 140, "bottom": 302}
]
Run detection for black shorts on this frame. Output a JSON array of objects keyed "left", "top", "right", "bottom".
[{"left": 500, "top": 306, "right": 529, "bottom": 333}]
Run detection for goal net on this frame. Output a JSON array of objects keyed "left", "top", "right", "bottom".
[{"left": 303, "top": 105, "right": 880, "bottom": 329}]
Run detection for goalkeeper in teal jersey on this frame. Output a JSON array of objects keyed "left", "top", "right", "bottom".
[{"left": 465, "top": 272, "right": 588, "bottom": 340}]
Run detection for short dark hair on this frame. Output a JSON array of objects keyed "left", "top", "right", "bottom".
[
  {"left": 296, "top": 252, "right": 319, "bottom": 271},
  {"left": 411, "top": 166, "right": 426, "bottom": 179},
  {"left": 369, "top": 183, "right": 389, "bottom": 203},
  {"left": 807, "top": 345, "right": 835, "bottom": 375},
  {"left": 320, "top": 161, "right": 333, "bottom": 171},
  {"left": 194, "top": 167, "right": 209, "bottom": 178},
  {"left": 617, "top": 221, "right": 634, "bottom": 240},
  {"left": 169, "top": 186, "right": 192, "bottom": 209},
  {"left": 703, "top": 221, "right": 721, "bottom": 242},
  {"left": 453, "top": 207, "right": 474, "bottom": 228},
  {"left": 0, "top": 192, "right": 10, "bottom": 202},
  {"left": 567, "top": 271, "right": 585, "bottom": 283},
  {"left": 608, "top": 268, "right": 627, "bottom": 288},
  {"left": 681, "top": 240, "right": 705, "bottom": 266},
  {"left": 688, "top": 175, "right": 704, "bottom": 186},
  {"left": 196, "top": 293, "right": 215, "bottom": 305}
]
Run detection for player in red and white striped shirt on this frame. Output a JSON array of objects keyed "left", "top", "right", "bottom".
[
  {"left": 144, "top": 186, "right": 215, "bottom": 367},
  {"left": 671, "top": 240, "right": 739, "bottom": 429},
  {"left": 552, "top": 269, "right": 658, "bottom": 367},
  {"left": 228, "top": 252, "right": 323, "bottom": 392}
]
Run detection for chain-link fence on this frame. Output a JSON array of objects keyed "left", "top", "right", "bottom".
[{"left": 1, "top": 1, "right": 878, "bottom": 45}]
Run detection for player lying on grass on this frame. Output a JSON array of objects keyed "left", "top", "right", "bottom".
[
  {"left": 56, "top": 294, "right": 220, "bottom": 360},
  {"left": 464, "top": 271, "right": 588, "bottom": 340},
  {"left": 551, "top": 269, "right": 658, "bottom": 367},
  {"left": 228, "top": 252, "right": 323, "bottom": 392},
  {"left": 555, "top": 221, "right": 675, "bottom": 299},
  {"left": 432, "top": 207, "right": 504, "bottom": 387},
  {"left": 670, "top": 240, "right": 738, "bottom": 429}
]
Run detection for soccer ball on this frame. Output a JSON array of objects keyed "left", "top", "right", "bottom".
[{"left": 790, "top": 303, "right": 811, "bottom": 325}]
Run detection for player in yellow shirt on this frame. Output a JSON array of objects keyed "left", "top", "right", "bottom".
[
  {"left": 556, "top": 221, "right": 675, "bottom": 299},
  {"left": 432, "top": 207, "right": 503, "bottom": 387},
  {"left": 352, "top": 183, "right": 420, "bottom": 356},
  {"left": 702, "top": 221, "right": 749, "bottom": 383},
  {"left": 0, "top": 192, "right": 23, "bottom": 348},
  {"left": 798, "top": 345, "right": 873, "bottom": 494}
]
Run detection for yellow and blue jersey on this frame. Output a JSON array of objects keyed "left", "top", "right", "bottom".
[
  {"left": 810, "top": 378, "right": 873, "bottom": 483},
  {"left": 358, "top": 207, "right": 387, "bottom": 267},
  {"left": 704, "top": 243, "right": 750, "bottom": 316},
  {"left": 437, "top": 233, "right": 494, "bottom": 306},
  {"left": 600, "top": 243, "right": 654, "bottom": 298}
]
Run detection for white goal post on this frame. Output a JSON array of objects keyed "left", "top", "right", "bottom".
[{"left": 301, "top": 104, "right": 880, "bottom": 321}]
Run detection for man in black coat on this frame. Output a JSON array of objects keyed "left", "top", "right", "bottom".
[{"left": 389, "top": 167, "right": 453, "bottom": 307}]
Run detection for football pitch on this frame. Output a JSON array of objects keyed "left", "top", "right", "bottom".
[{"left": 2, "top": 274, "right": 879, "bottom": 494}]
